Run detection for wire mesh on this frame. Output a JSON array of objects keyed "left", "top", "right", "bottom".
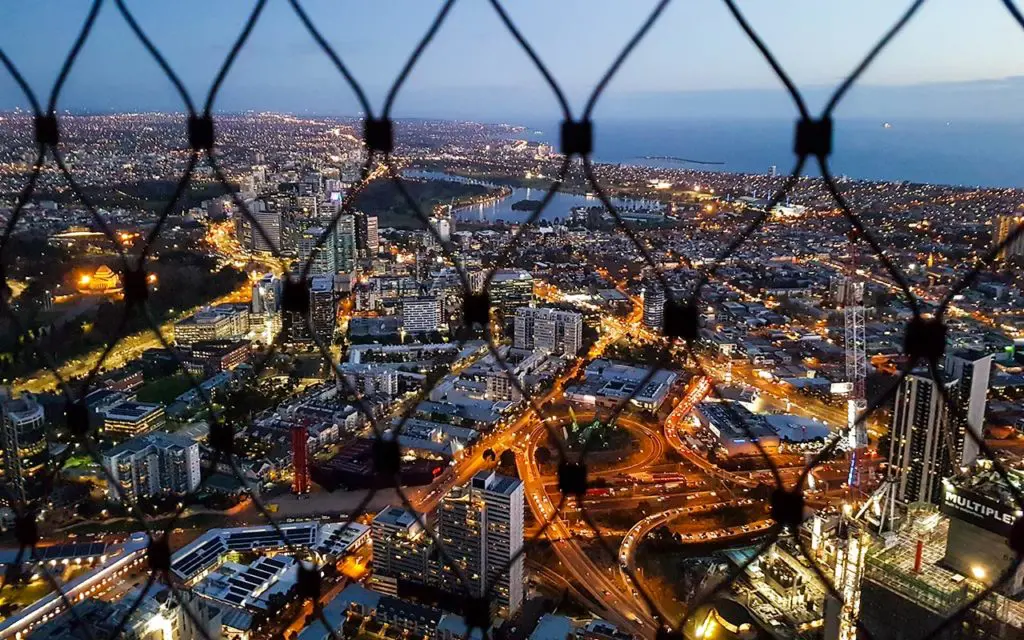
[{"left": 0, "top": 1, "right": 1023, "bottom": 639}]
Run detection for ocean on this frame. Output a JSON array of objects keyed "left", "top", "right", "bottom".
[{"left": 523, "top": 118, "right": 1024, "bottom": 189}]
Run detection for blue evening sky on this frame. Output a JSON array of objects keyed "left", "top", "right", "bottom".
[{"left": 3, "top": 0, "right": 1024, "bottom": 120}]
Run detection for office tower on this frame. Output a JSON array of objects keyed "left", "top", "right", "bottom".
[
  {"left": 370, "top": 507, "right": 432, "bottom": 596},
  {"left": 888, "top": 371, "right": 957, "bottom": 505},
  {"left": 251, "top": 273, "right": 282, "bottom": 340},
  {"left": 944, "top": 350, "right": 992, "bottom": 468},
  {"left": 102, "top": 432, "right": 201, "bottom": 502},
  {"left": 299, "top": 225, "right": 337, "bottom": 276},
  {"left": 433, "top": 217, "right": 453, "bottom": 243},
  {"left": 437, "top": 471, "right": 525, "bottom": 617},
  {"left": 490, "top": 270, "right": 534, "bottom": 319},
  {"left": 513, "top": 307, "right": 583, "bottom": 355},
  {"left": 252, "top": 203, "right": 282, "bottom": 253},
  {"left": 0, "top": 392, "right": 47, "bottom": 502},
  {"left": 401, "top": 296, "right": 442, "bottom": 334},
  {"left": 642, "top": 282, "right": 665, "bottom": 331},
  {"left": 328, "top": 213, "right": 357, "bottom": 272},
  {"left": 309, "top": 276, "right": 336, "bottom": 344},
  {"left": 301, "top": 170, "right": 322, "bottom": 197},
  {"left": 355, "top": 212, "right": 379, "bottom": 258},
  {"left": 235, "top": 199, "right": 281, "bottom": 253},
  {"left": 993, "top": 214, "right": 1024, "bottom": 260}
]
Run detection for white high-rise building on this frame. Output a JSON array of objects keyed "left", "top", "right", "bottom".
[
  {"left": 436, "top": 471, "right": 524, "bottom": 617},
  {"left": 401, "top": 296, "right": 441, "bottom": 334},
  {"left": 513, "top": 307, "right": 583, "bottom": 355},
  {"left": 642, "top": 283, "right": 665, "bottom": 332},
  {"left": 944, "top": 349, "right": 992, "bottom": 468},
  {"left": 101, "top": 432, "right": 201, "bottom": 502},
  {"left": 889, "top": 371, "right": 957, "bottom": 506}
]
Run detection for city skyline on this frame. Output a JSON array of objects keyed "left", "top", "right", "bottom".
[{"left": 3, "top": 4, "right": 1024, "bottom": 637}]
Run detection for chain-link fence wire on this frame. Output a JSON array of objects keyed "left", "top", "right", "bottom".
[{"left": 3, "top": 0, "right": 1024, "bottom": 638}]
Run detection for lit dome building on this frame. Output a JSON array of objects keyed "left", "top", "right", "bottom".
[{"left": 77, "top": 265, "right": 122, "bottom": 295}]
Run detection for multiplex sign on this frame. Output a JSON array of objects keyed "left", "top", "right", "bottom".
[{"left": 942, "top": 485, "right": 1017, "bottom": 536}]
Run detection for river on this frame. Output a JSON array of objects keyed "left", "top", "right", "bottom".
[{"left": 404, "top": 170, "right": 663, "bottom": 224}]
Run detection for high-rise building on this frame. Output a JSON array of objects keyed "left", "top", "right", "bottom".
[
  {"left": 993, "top": 214, "right": 1024, "bottom": 260},
  {"left": 101, "top": 432, "right": 201, "bottom": 502},
  {"left": 235, "top": 199, "right": 281, "bottom": 253},
  {"left": 944, "top": 350, "right": 992, "bottom": 468},
  {"left": 355, "top": 212, "right": 379, "bottom": 258},
  {"left": 329, "top": 213, "right": 357, "bottom": 273},
  {"left": 401, "top": 296, "right": 441, "bottom": 334},
  {"left": 513, "top": 307, "right": 583, "bottom": 355},
  {"left": 490, "top": 270, "right": 534, "bottom": 319},
  {"left": 309, "top": 276, "right": 336, "bottom": 344},
  {"left": 0, "top": 392, "right": 47, "bottom": 502},
  {"left": 888, "top": 371, "right": 957, "bottom": 505},
  {"left": 370, "top": 507, "right": 432, "bottom": 596},
  {"left": 642, "top": 282, "right": 665, "bottom": 332},
  {"left": 251, "top": 273, "right": 282, "bottom": 340},
  {"left": 299, "top": 226, "right": 337, "bottom": 276},
  {"left": 436, "top": 471, "right": 525, "bottom": 617}
]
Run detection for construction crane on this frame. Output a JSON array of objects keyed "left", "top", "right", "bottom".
[{"left": 842, "top": 231, "right": 869, "bottom": 488}]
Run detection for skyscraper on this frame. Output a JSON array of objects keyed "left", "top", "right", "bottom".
[
  {"left": 0, "top": 392, "right": 47, "bottom": 503},
  {"left": 355, "top": 211, "right": 379, "bottom": 258},
  {"left": 944, "top": 350, "right": 992, "bottom": 468},
  {"left": 235, "top": 199, "right": 281, "bottom": 253},
  {"left": 642, "top": 282, "right": 665, "bottom": 332},
  {"left": 370, "top": 507, "right": 431, "bottom": 596},
  {"left": 328, "top": 214, "right": 357, "bottom": 273},
  {"left": 490, "top": 270, "right": 534, "bottom": 319},
  {"left": 993, "top": 214, "right": 1024, "bottom": 260},
  {"left": 299, "top": 225, "right": 337, "bottom": 276},
  {"left": 436, "top": 471, "right": 525, "bottom": 617},
  {"left": 309, "top": 276, "right": 336, "bottom": 344},
  {"left": 888, "top": 371, "right": 956, "bottom": 505},
  {"left": 513, "top": 307, "right": 583, "bottom": 355}
]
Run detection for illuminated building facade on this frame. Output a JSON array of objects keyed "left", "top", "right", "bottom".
[
  {"left": 436, "top": 471, "right": 525, "bottom": 616},
  {"left": 0, "top": 392, "right": 47, "bottom": 503}
]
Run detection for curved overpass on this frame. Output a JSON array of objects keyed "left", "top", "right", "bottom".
[
  {"left": 517, "top": 420, "right": 658, "bottom": 638},
  {"left": 618, "top": 498, "right": 770, "bottom": 575}
]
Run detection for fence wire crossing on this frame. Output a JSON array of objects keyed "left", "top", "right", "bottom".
[{"left": 0, "top": 1, "right": 1023, "bottom": 639}]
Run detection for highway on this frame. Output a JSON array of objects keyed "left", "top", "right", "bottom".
[{"left": 516, "top": 419, "right": 657, "bottom": 637}]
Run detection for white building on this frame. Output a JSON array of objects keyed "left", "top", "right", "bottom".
[
  {"left": 401, "top": 296, "right": 442, "bottom": 334},
  {"left": 513, "top": 307, "right": 582, "bottom": 356},
  {"left": 102, "top": 432, "right": 200, "bottom": 502},
  {"left": 944, "top": 349, "right": 992, "bottom": 469},
  {"left": 436, "top": 471, "right": 524, "bottom": 617},
  {"left": 173, "top": 305, "right": 249, "bottom": 346},
  {"left": 642, "top": 282, "right": 665, "bottom": 332}
]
